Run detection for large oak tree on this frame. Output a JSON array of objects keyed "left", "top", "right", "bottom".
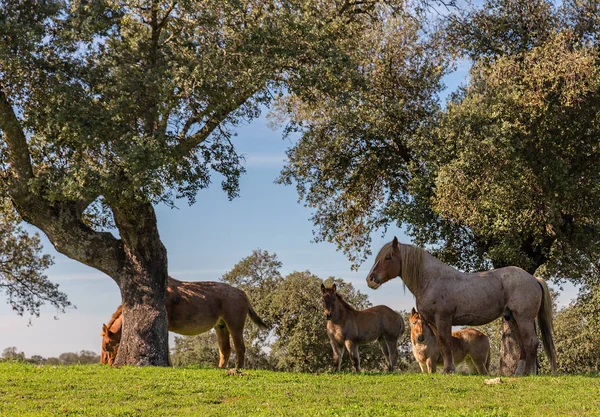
[{"left": 0, "top": 0, "right": 398, "bottom": 365}]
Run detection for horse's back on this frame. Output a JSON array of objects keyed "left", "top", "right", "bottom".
[
  {"left": 452, "top": 328, "right": 489, "bottom": 347},
  {"left": 167, "top": 280, "right": 249, "bottom": 334},
  {"left": 359, "top": 305, "right": 404, "bottom": 338},
  {"left": 438, "top": 266, "right": 540, "bottom": 326}
]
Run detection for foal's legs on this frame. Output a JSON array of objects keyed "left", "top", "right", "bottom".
[
  {"left": 331, "top": 340, "right": 344, "bottom": 371},
  {"left": 432, "top": 317, "right": 456, "bottom": 373},
  {"left": 464, "top": 357, "right": 478, "bottom": 374},
  {"left": 470, "top": 354, "right": 489, "bottom": 375},
  {"left": 377, "top": 335, "right": 394, "bottom": 372},
  {"left": 384, "top": 337, "right": 398, "bottom": 372},
  {"left": 345, "top": 340, "right": 361, "bottom": 372},
  {"left": 426, "top": 357, "right": 437, "bottom": 373},
  {"left": 215, "top": 324, "right": 231, "bottom": 368},
  {"left": 378, "top": 337, "right": 391, "bottom": 371}
]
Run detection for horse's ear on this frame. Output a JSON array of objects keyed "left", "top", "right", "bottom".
[
  {"left": 101, "top": 324, "right": 108, "bottom": 336},
  {"left": 411, "top": 307, "right": 417, "bottom": 316},
  {"left": 321, "top": 283, "right": 326, "bottom": 293},
  {"left": 332, "top": 283, "right": 337, "bottom": 293},
  {"left": 392, "top": 236, "right": 399, "bottom": 248}
]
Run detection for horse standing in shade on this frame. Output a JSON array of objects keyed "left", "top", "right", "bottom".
[
  {"left": 366, "top": 237, "right": 557, "bottom": 375},
  {"left": 321, "top": 283, "right": 404, "bottom": 372},
  {"left": 101, "top": 277, "right": 267, "bottom": 368},
  {"left": 409, "top": 308, "right": 490, "bottom": 374}
]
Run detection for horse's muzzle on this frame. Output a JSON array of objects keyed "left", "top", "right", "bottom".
[{"left": 367, "top": 274, "right": 381, "bottom": 289}]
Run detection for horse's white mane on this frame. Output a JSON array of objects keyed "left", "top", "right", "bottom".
[{"left": 375, "top": 242, "right": 424, "bottom": 290}]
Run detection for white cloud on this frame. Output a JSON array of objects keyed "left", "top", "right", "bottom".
[{"left": 243, "top": 153, "right": 286, "bottom": 168}]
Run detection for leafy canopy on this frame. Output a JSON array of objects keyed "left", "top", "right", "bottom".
[{"left": 279, "top": 0, "right": 600, "bottom": 281}]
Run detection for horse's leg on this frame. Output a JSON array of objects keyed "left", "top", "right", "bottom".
[
  {"left": 433, "top": 317, "right": 455, "bottom": 373},
  {"left": 331, "top": 340, "right": 344, "bottom": 371},
  {"left": 344, "top": 340, "right": 361, "bottom": 372},
  {"left": 215, "top": 324, "right": 231, "bottom": 368},
  {"left": 464, "top": 357, "right": 478, "bottom": 374},
  {"left": 473, "top": 356, "right": 489, "bottom": 375},
  {"left": 418, "top": 361, "right": 427, "bottom": 373},
  {"left": 426, "top": 357, "right": 436, "bottom": 373},
  {"left": 384, "top": 337, "right": 398, "bottom": 372},
  {"left": 230, "top": 328, "right": 246, "bottom": 369},
  {"left": 513, "top": 316, "right": 539, "bottom": 375},
  {"left": 468, "top": 349, "right": 489, "bottom": 375},
  {"left": 378, "top": 337, "right": 391, "bottom": 371}
]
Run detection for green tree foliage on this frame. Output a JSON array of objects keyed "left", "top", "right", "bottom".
[
  {"left": 171, "top": 330, "right": 273, "bottom": 369},
  {"left": 434, "top": 0, "right": 600, "bottom": 277},
  {"left": 0, "top": 347, "right": 98, "bottom": 364},
  {"left": 57, "top": 350, "right": 100, "bottom": 365},
  {"left": 1, "top": 346, "right": 25, "bottom": 361},
  {"left": 552, "top": 267, "right": 600, "bottom": 373},
  {"left": 170, "top": 332, "right": 220, "bottom": 368},
  {"left": 278, "top": 6, "right": 450, "bottom": 267},
  {"left": 279, "top": 0, "right": 600, "bottom": 283},
  {"left": 0, "top": 204, "right": 70, "bottom": 317}
]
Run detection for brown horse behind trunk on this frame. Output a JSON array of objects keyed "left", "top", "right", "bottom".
[
  {"left": 321, "top": 283, "right": 404, "bottom": 372},
  {"left": 101, "top": 277, "right": 267, "bottom": 368},
  {"left": 409, "top": 308, "right": 490, "bottom": 374}
]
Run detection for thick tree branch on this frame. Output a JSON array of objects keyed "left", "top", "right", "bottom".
[
  {"left": 0, "top": 87, "right": 34, "bottom": 194},
  {"left": 0, "top": 87, "right": 124, "bottom": 280}
]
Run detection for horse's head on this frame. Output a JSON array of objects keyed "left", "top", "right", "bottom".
[
  {"left": 409, "top": 308, "right": 426, "bottom": 343},
  {"left": 367, "top": 236, "right": 402, "bottom": 289},
  {"left": 321, "top": 283, "right": 337, "bottom": 320},
  {"left": 100, "top": 323, "right": 120, "bottom": 365}
]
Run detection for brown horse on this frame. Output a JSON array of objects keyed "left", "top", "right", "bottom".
[
  {"left": 367, "top": 237, "right": 557, "bottom": 375},
  {"left": 409, "top": 308, "right": 490, "bottom": 374},
  {"left": 101, "top": 277, "right": 267, "bottom": 368},
  {"left": 321, "top": 283, "right": 405, "bottom": 372}
]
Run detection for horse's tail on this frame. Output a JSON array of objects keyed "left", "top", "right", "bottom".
[
  {"left": 245, "top": 295, "right": 268, "bottom": 330},
  {"left": 248, "top": 304, "right": 268, "bottom": 329},
  {"left": 536, "top": 277, "right": 557, "bottom": 374}
]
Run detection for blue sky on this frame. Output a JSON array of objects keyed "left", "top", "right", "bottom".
[{"left": 0, "top": 46, "right": 577, "bottom": 358}]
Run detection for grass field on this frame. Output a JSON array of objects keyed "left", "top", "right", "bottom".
[{"left": 1, "top": 362, "right": 599, "bottom": 416}]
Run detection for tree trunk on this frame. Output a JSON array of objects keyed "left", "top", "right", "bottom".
[
  {"left": 499, "top": 318, "right": 520, "bottom": 376},
  {"left": 114, "top": 267, "right": 170, "bottom": 366},
  {"left": 111, "top": 201, "right": 170, "bottom": 366}
]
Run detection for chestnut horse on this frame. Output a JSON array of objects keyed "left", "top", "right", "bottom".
[
  {"left": 321, "top": 283, "right": 404, "bottom": 372},
  {"left": 367, "top": 237, "right": 557, "bottom": 375},
  {"left": 101, "top": 277, "right": 267, "bottom": 368},
  {"left": 409, "top": 308, "right": 490, "bottom": 374}
]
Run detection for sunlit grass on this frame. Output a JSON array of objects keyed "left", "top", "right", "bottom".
[{"left": 1, "top": 362, "right": 599, "bottom": 416}]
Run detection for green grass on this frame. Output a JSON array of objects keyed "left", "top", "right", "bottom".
[{"left": 1, "top": 362, "right": 599, "bottom": 416}]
